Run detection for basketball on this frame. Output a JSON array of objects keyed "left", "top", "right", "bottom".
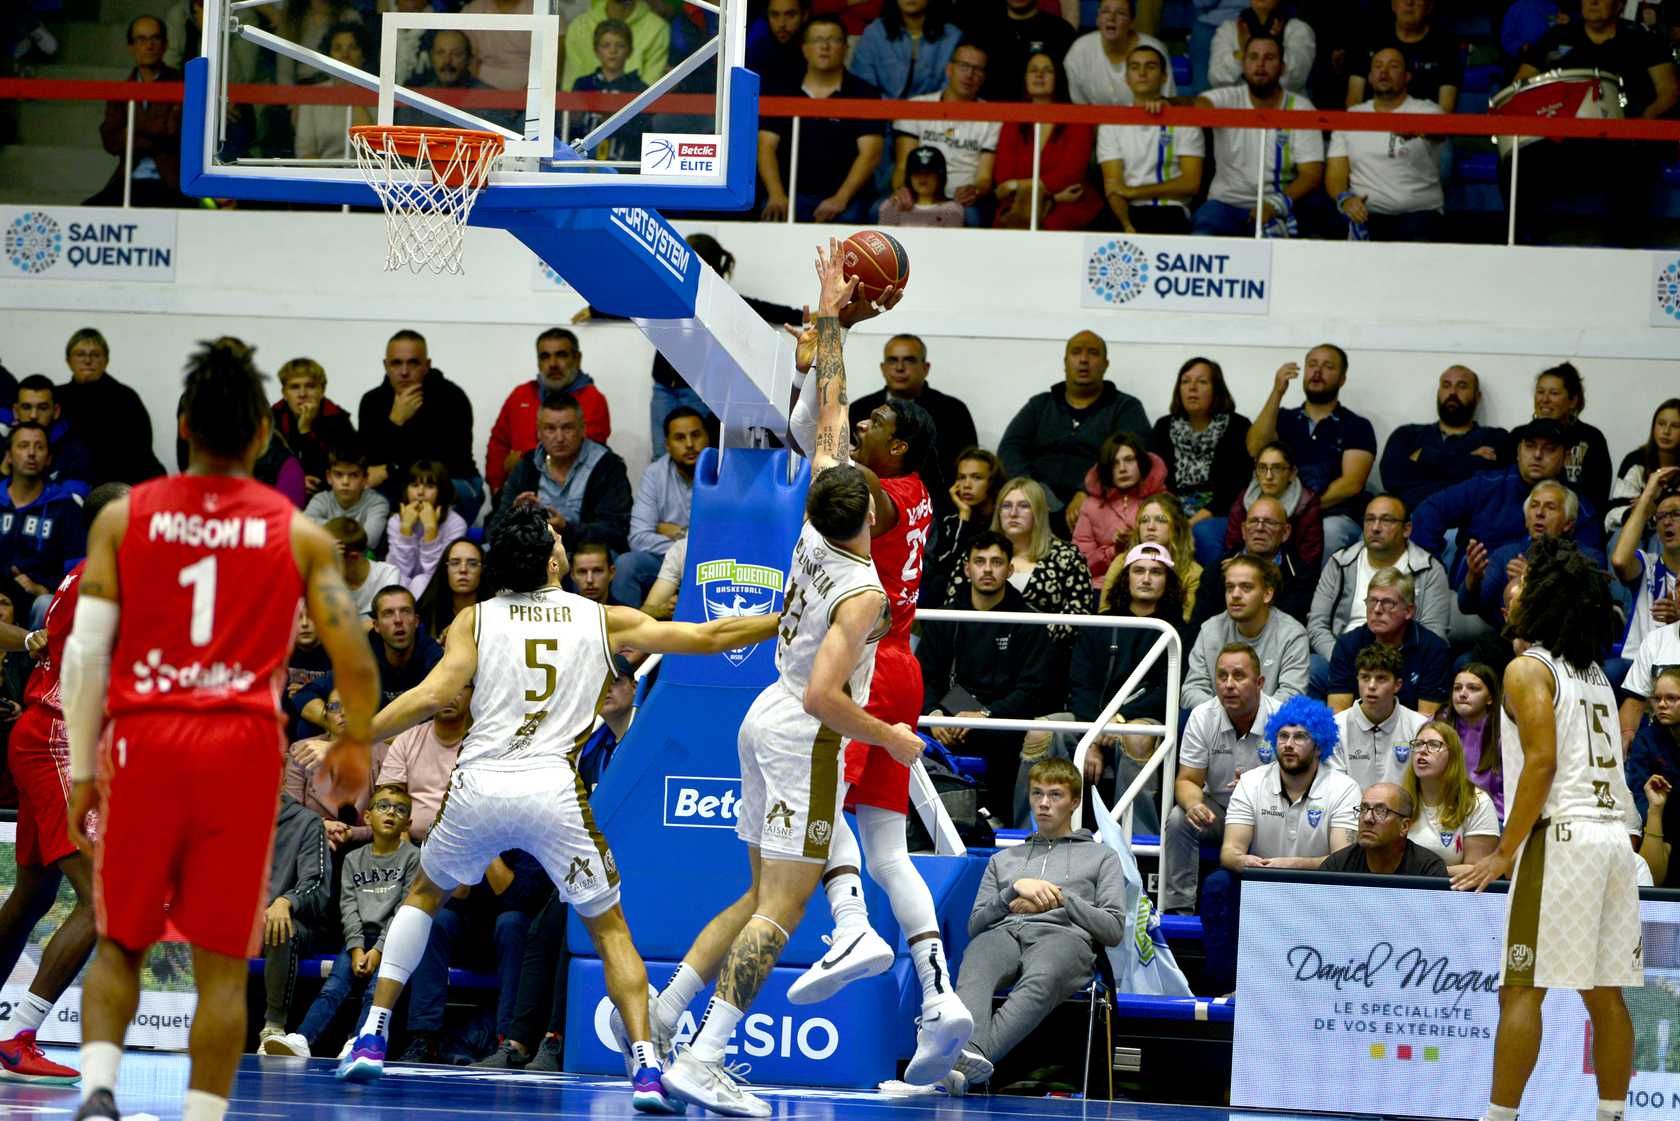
[{"left": 841, "top": 230, "right": 909, "bottom": 303}]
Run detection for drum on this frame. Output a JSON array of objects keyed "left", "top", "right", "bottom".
[{"left": 1489, "top": 68, "right": 1625, "bottom": 158}]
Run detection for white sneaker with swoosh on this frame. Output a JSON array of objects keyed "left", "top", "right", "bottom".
[
  {"left": 786, "top": 927, "right": 895, "bottom": 1005},
  {"left": 902, "top": 992, "right": 973, "bottom": 1084}
]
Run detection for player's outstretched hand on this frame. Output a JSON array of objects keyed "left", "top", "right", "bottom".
[
  {"left": 839, "top": 284, "right": 902, "bottom": 328},
  {"left": 882, "top": 722, "right": 926, "bottom": 766},
  {"left": 324, "top": 738, "right": 372, "bottom": 813},
  {"left": 814, "top": 237, "right": 858, "bottom": 319},
  {"left": 67, "top": 780, "right": 96, "bottom": 857},
  {"left": 1450, "top": 848, "right": 1513, "bottom": 892}
]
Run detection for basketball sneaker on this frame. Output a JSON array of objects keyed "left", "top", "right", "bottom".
[
  {"left": 0, "top": 1029, "right": 80, "bottom": 1084},
  {"left": 527, "top": 1034, "right": 564, "bottom": 1072},
  {"left": 901, "top": 992, "right": 973, "bottom": 1085},
  {"left": 662, "top": 1047, "right": 770, "bottom": 1118},
  {"left": 73, "top": 1087, "right": 119, "bottom": 1121},
  {"left": 942, "top": 1046, "right": 993, "bottom": 1097},
  {"left": 335, "top": 1034, "right": 387, "bottom": 1082},
  {"left": 785, "top": 926, "right": 894, "bottom": 1005},
  {"left": 631, "top": 1066, "right": 686, "bottom": 1114}
]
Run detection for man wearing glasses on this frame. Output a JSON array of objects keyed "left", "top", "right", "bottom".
[
  {"left": 1320, "top": 783, "right": 1448, "bottom": 877},
  {"left": 1324, "top": 567, "right": 1450, "bottom": 716},
  {"left": 1190, "top": 495, "right": 1314, "bottom": 628},
  {"left": 1308, "top": 493, "right": 1449, "bottom": 695},
  {"left": 890, "top": 41, "right": 1001, "bottom": 227},
  {"left": 849, "top": 335, "right": 978, "bottom": 509},
  {"left": 1201, "top": 695, "right": 1359, "bottom": 990}
]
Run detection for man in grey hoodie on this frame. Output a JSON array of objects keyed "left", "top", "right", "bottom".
[
  {"left": 947, "top": 757, "right": 1126, "bottom": 1095},
  {"left": 255, "top": 793, "right": 331, "bottom": 1055}
]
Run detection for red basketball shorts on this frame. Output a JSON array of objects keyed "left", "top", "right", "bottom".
[
  {"left": 94, "top": 711, "right": 285, "bottom": 959},
  {"left": 844, "top": 641, "right": 923, "bottom": 814},
  {"left": 10, "top": 706, "right": 82, "bottom": 868}
]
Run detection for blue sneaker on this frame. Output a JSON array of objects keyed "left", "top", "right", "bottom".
[
  {"left": 632, "top": 1065, "right": 685, "bottom": 1114},
  {"left": 335, "top": 1034, "right": 387, "bottom": 1083}
]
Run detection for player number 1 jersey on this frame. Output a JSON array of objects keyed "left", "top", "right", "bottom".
[
  {"left": 1500, "top": 645, "right": 1634, "bottom": 825},
  {"left": 773, "top": 521, "right": 888, "bottom": 705},
  {"left": 457, "top": 586, "right": 614, "bottom": 772}
]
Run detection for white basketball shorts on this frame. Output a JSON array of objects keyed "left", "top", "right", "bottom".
[
  {"left": 734, "top": 683, "right": 845, "bottom": 864},
  {"left": 422, "top": 764, "right": 621, "bottom": 918},
  {"left": 1501, "top": 817, "right": 1643, "bottom": 990}
]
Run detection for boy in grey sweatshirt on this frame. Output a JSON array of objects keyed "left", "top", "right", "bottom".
[
  {"left": 949, "top": 758, "right": 1127, "bottom": 1095},
  {"left": 275, "top": 785, "right": 421, "bottom": 1056}
]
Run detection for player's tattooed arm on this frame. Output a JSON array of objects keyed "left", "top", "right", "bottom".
[
  {"left": 808, "top": 238, "right": 857, "bottom": 477},
  {"left": 716, "top": 919, "right": 789, "bottom": 1011}
]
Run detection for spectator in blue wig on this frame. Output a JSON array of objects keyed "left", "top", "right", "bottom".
[{"left": 1200, "top": 694, "right": 1360, "bottom": 992}]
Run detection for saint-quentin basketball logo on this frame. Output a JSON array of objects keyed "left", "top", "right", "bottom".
[
  {"left": 5, "top": 210, "right": 62, "bottom": 275},
  {"left": 698, "top": 558, "right": 782, "bottom": 666},
  {"left": 1392, "top": 739, "right": 1411, "bottom": 765},
  {"left": 1085, "top": 239, "right": 1151, "bottom": 305},
  {"left": 1657, "top": 257, "right": 1680, "bottom": 323},
  {"left": 1306, "top": 808, "right": 1323, "bottom": 828}
]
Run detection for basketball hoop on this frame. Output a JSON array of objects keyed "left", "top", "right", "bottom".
[{"left": 348, "top": 125, "right": 506, "bottom": 275}]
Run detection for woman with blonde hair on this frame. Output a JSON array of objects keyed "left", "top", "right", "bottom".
[
  {"left": 1102, "top": 492, "right": 1200, "bottom": 621},
  {"left": 1402, "top": 721, "right": 1500, "bottom": 873},
  {"left": 944, "top": 476, "right": 1091, "bottom": 639}
]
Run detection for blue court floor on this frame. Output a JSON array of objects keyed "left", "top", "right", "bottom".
[{"left": 0, "top": 1048, "right": 1349, "bottom": 1121}]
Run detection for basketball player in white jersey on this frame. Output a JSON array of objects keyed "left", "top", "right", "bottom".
[
  {"left": 658, "top": 244, "right": 924, "bottom": 1118},
  {"left": 332, "top": 504, "right": 778, "bottom": 1113},
  {"left": 1453, "top": 537, "right": 1641, "bottom": 1121}
]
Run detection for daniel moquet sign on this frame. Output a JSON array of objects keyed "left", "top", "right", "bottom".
[
  {"left": 1081, "top": 235, "right": 1271, "bottom": 314},
  {"left": 2, "top": 207, "right": 177, "bottom": 283}
]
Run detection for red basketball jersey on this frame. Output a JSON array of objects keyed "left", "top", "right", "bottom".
[
  {"left": 871, "top": 472, "right": 932, "bottom": 646},
  {"left": 107, "top": 476, "right": 303, "bottom": 721},
  {"left": 22, "top": 562, "right": 83, "bottom": 713}
]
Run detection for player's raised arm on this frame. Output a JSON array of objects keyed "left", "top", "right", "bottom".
[
  {"left": 1452, "top": 654, "right": 1558, "bottom": 892},
  {"left": 369, "top": 602, "right": 481, "bottom": 742},
  {"left": 803, "top": 591, "right": 922, "bottom": 765},
  {"left": 62, "top": 497, "right": 126, "bottom": 852},
  {"left": 605, "top": 603, "right": 779, "bottom": 657}
]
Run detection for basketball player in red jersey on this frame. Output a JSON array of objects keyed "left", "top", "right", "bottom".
[
  {"left": 0, "top": 482, "right": 128, "bottom": 1084},
  {"left": 60, "top": 339, "right": 380, "bottom": 1121},
  {"left": 788, "top": 387, "right": 976, "bottom": 1084}
]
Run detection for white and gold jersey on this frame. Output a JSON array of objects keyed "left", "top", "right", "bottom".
[
  {"left": 456, "top": 587, "right": 613, "bottom": 772},
  {"left": 771, "top": 520, "right": 889, "bottom": 706},
  {"left": 1500, "top": 645, "right": 1633, "bottom": 824}
]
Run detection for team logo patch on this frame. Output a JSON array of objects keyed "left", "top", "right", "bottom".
[
  {"left": 602, "top": 850, "right": 617, "bottom": 877},
  {"left": 1507, "top": 943, "right": 1534, "bottom": 972},
  {"left": 1440, "top": 832, "right": 1457, "bottom": 850},
  {"left": 698, "top": 558, "right": 783, "bottom": 667},
  {"left": 1306, "top": 808, "right": 1323, "bottom": 828},
  {"left": 765, "top": 800, "right": 795, "bottom": 829},
  {"left": 1258, "top": 745, "right": 1276, "bottom": 764},
  {"left": 807, "top": 819, "right": 831, "bottom": 847},
  {"left": 1392, "top": 740, "right": 1411, "bottom": 764},
  {"left": 565, "top": 856, "right": 594, "bottom": 886}
]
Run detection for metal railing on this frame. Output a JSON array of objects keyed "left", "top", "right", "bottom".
[
  {"left": 914, "top": 608, "right": 1182, "bottom": 909},
  {"left": 9, "top": 76, "right": 1680, "bottom": 247}
]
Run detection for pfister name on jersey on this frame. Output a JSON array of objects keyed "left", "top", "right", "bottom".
[{"left": 664, "top": 776, "right": 742, "bottom": 829}]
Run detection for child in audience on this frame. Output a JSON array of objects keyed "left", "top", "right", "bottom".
[
  {"left": 571, "top": 20, "right": 648, "bottom": 162},
  {"left": 385, "top": 460, "right": 468, "bottom": 598},
  {"left": 304, "top": 441, "right": 390, "bottom": 552},
  {"left": 281, "top": 785, "right": 421, "bottom": 1058},
  {"left": 878, "top": 145, "right": 965, "bottom": 227}
]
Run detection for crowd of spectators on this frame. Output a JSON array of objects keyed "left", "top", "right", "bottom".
[
  {"left": 1, "top": 305, "right": 1676, "bottom": 1071},
  {"left": 71, "top": 2, "right": 1680, "bottom": 244}
]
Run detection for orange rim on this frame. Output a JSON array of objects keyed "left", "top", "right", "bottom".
[{"left": 349, "top": 125, "right": 505, "bottom": 187}]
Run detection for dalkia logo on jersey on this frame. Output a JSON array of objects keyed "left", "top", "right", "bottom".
[{"left": 697, "top": 558, "right": 782, "bottom": 666}]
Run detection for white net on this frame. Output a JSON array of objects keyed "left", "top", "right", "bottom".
[{"left": 348, "top": 128, "right": 504, "bottom": 275}]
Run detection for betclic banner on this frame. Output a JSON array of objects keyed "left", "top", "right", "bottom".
[{"left": 1232, "top": 876, "right": 1680, "bottom": 1120}]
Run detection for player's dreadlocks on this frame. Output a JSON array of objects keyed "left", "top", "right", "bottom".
[{"left": 181, "top": 336, "right": 269, "bottom": 460}]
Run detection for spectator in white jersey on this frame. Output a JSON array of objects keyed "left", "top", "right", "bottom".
[
  {"left": 1148, "top": 34, "right": 1325, "bottom": 238},
  {"left": 889, "top": 39, "right": 1001, "bottom": 228},
  {"left": 1326, "top": 47, "right": 1445, "bottom": 242},
  {"left": 1609, "top": 467, "right": 1679, "bottom": 678},
  {"left": 1098, "top": 44, "right": 1205, "bottom": 234}
]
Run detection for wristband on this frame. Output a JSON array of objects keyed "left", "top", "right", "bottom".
[{"left": 1336, "top": 190, "right": 1357, "bottom": 210}]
